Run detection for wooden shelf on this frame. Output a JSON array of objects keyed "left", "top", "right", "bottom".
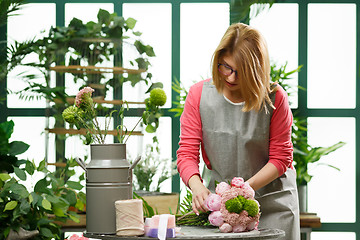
[
  {"left": 53, "top": 96, "right": 145, "bottom": 105},
  {"left": 300, "top": 212, "right": 321, "bottom": 228},
  {"left": 49, "top": 65, "right": 146, "bottom": 75},
  {"left": 45, "top": 128, "right": 143, "bottom": 136}
]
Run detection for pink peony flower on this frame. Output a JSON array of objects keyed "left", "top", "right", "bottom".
[
  {"left": 208, "top": 211, "right": 224, "bottom": 227},
  {"left": 221, "top": 187, "right": 243, "bottom": 202},
  {"left": 67, "top": 234, "right": 89, "bottom": 240},
  {"left": 232, "top": 224, "right": 247, "bottom": 233},
  {"left": 215, "top": 182, "right": 231, "bottom": 195},
  {"left": 231, "top": 177, "right": 244, "bottom": 188},
  {"left": 75, "top": 87, "right": 94, "bottom": 107},
  {"left": 241, "top": 182, "right": 255, "bottom": 199},
  {"left": 246, "top": 219, "right": 258, "bottom": 231},
  {"left": 205, "top": 193, "right": 222, "bottom": 211},
  {"left": 219, "top": 223, "right": 232, "bottom": 233},
  {"left": 204, "top": 176, "right": 260, "bottom": 234}
]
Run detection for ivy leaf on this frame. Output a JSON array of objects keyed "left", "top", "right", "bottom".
[
  {"left": 0, "top": 120, "right": 14, "bottom": 140},
  {"left": 113, "top": 16, "right": 125, "bottom": 28},
  {"left": 135, "top": 58, "right": 150, "bottom": 70},
  {"left": 145, "top": 82, "right": 164, "bottom": 94},
  {"left": 25, "top": 160, "right": 35, "bottom": 175},
  {"left": 30, "top": 192, "right": 41, "bottom": 207},
  {"left": 52, "top": 206, "right": 66, "bottom": 217},
  {"left": 42, "top": 198, "right": 52, "bottom": 210},
  {"left": 9, "top": 182, "right": 29, "bottom": 199},
  {"left": 97, "top": 8, "right": 111, "bottom": 25},
  {"left": 68, "top": 211, "right": 80, "bottom": 223},
  {"left": 4, "top": 201, "right": 18, "bottom": 211},
  {"left": 14, "top": 167, "right": 27, "bottom": 181},
  {"left": 125, "top": 17, "right": 137, "bottom": 29},
  {"left": 0, "top": 173, "right": 11, "bottom": 181},
  {"left": 133, "top": 31, "right": 142, "bottom": 36},
  {"left": 64, "top": 190, "right": 77, "bottom": 206},
  {"left": 45, "top": 194, "right": 61, "bottom": 204},
  {"left": 40, "top": 228, "right": 53, "bottom": 238},
  {"left": 19, "top": 199, "right": 30, "bottom": 214},
  {"left": 145, "top": 124, "right": 156, "bottom": 133},
  {"left": 134, "top": 40, "right": 155, "bottom": 57},
  {"left": 66, "top": 181, "right": 83, "bottom": 190},
  {"left": 34, "top": 178, "right": 50, "bottom": 194},
  {"left": 9, "top": 141, "right": 29, "bottom": 156},
  {"left": 37, "top": 160, "right": 46, "bottom": 172}
]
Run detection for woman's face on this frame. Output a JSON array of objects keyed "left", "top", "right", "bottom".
[{"left": 219, "top": 54, "right": 242, "bottom": 93}]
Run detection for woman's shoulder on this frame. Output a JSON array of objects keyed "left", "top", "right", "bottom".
[
  {"left": 185, "top": 79, "right": 211, "bottom": 108},
  {"left": 189, "top": 78, "right": 211, "bottom": 92},
  {"left": 271, "top": 83, "right": 288, "bottom": 99}
]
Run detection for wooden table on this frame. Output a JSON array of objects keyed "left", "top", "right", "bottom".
[
  {"left": 84, "top": 227, "right": 285, "bottom": 240},
  {"left": 60, "top": 213, "right": 320, "bottom": 239}
]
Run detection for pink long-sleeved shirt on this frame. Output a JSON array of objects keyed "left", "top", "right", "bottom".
[{"left": 177, "top": 79, "right": 294, "bottom": 186}]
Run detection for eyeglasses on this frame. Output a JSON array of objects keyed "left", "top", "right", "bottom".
[{"left": 218, "top": 63, "right": 237, "bottom": 77}]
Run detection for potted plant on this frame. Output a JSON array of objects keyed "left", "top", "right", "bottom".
[
  {"left": 61, "top": 86, "right": 167, "bottom": 234},
  {"left": 0, "top": 158, "right": 87, "bottom": 240},
  {"left": 0, "top": 119, "right": 86, "bottom": 240}
]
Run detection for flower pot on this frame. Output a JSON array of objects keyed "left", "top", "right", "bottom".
[
  {"left": 297, "top": 184, "right": 308, "bottom": 213},
  {"left": 136, "top": 191, "right": 179, "bottom": 214},
  {"left": 86, "top": 143, "right": 133, "bottom": 234}
]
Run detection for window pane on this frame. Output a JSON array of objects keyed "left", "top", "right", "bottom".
[
  {"left": 180, "top": 3, "right": 229, "bottom": 90},
  {"left": 9, "top": 117, "right": 47, "bottom": 164},
  {"left": 123, "top": 4, "right": 172, "bottom": 108},
  {"left": 307, "top": 4, "right": 356, "bottom": 109},
  {"left": 311, "top": 232, "right": 355, "bottom": 240},
  {"left": 307, "top": 117, "right": 355, "bottom": 222},
  {"left": 7, "top": 4, "right": 55, "bottom": 108},
  {"left": 250, "top": 3, "right": 299, "bottom": 108},
  {"left": 126, "top": 117, "right": 173, "bottom": 193}
]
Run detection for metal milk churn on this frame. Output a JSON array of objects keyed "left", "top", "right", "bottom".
[{"left": 76, "top": 143, "right": 140, "bottom": 234}]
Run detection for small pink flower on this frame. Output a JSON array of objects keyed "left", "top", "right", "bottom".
[
  {"left": 215, "top": 182, "right": 231, "bottom": 195},
  {"left": 75, "top": 87, "right": 94, "bottom": 107},
  {"left": 205, "top": 193, "right": 222, "bottom": 211},
  {"left": 208, "top": 211, "right": 224, "bottom": 226},
  {"left": 231, "top": 177, "right": 244, "bottom": 188},
  {"left": 219, "top": 223, "right": 232, "bottom": 233}
]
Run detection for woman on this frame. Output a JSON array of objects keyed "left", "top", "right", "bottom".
[{"left": 177, "top": 23, "right": 300, "bottom": 239}]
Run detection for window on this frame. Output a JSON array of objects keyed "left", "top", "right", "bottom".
[{"left": 2, "top": 1, "right": 359, "bottom": 238}]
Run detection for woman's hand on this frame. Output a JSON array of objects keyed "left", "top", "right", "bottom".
[{"left": 188, "top": 175, "right": 211, "bottom": 215}]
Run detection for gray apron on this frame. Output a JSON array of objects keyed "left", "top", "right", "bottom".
[{"left": 199, "top": 80, "right": 300, "bottom": 240}]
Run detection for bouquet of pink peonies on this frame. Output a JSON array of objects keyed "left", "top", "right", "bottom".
[{"left": 204, "top": 177, "right": 260, "bottom": 233}]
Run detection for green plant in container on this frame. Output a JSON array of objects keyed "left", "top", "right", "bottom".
[{"left": 0, "top": 158, "right": 86, "bottom": 240}]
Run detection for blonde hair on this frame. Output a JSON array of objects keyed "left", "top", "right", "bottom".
[{"left": 212, "top": 23, "right": 274, "bottom": 112}]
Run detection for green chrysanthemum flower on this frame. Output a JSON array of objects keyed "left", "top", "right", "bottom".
[
  {"left": 62, "top": 106, "right": 79, "bottom": 124},
  {"left": 149, "top": 88, "right": 167, "bottom": 106},
  {"left": 225, "top": 197, "right": 243, "bottom": 214},
  {"left": 237, "top": 195, "right": 247, "bottom": 205},
  {"left": 243, "top": 199, "right": 259, "bottom": 217}
]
